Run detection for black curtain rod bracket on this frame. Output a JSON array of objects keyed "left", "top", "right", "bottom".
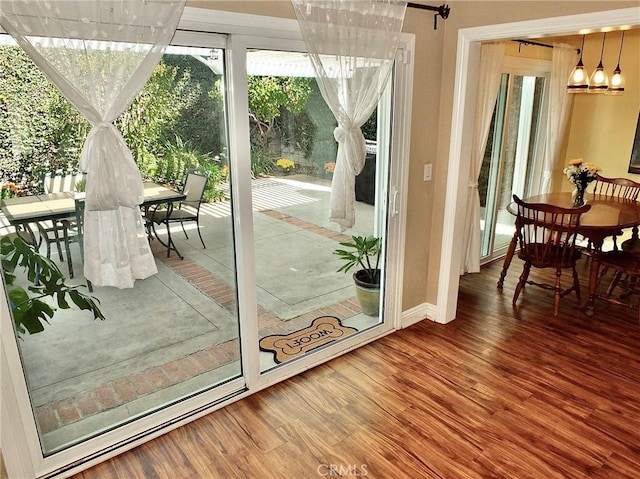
[{"left": 407, "top": 3, "right": 450, "bottom": 30}]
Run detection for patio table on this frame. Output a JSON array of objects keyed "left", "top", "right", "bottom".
[{"left": 1, "top": 182, "right": 186, "bottom": 257}]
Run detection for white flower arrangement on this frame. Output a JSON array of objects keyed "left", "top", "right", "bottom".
[{"left": 563, "top": 158, "right": 601, "bottom": 189}]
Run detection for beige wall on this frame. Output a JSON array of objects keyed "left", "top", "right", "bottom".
[{"left": 185, "top": 0, "right": 639, "bottom": 312}]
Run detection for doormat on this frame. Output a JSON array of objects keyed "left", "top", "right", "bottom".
[{"left": 259, "top": 316, "right": 358, "bottom": 364}]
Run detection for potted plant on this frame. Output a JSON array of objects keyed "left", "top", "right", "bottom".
[{"left": 333, "top": 235, "right": 381, "bottom": 316}]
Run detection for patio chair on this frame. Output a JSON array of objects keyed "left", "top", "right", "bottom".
[
  {"left": 511, "top": 194, "right": 591, "bottom": 316},
  {"left": 42, "top": 170, "right": 86, "bottom": 194},
  {"left": 0, "top": 224, "right": 38, "bottom": 247},
  {"left": 67, "top": 197, "right": 92, "bottom": 292},
  {"left": 37, "top": 170, "right": 86, "bottom": 278},
  {"left": 144, "top": 168, "right": 210, "bottom": 254}
]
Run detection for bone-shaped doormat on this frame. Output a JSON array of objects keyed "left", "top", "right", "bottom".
[{"left": 259, "top": 316, "right": 358, "bottom": 364}]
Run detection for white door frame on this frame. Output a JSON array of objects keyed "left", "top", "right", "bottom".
[{"left": 437, "top": 7, "right": 640, "bottom": 324}]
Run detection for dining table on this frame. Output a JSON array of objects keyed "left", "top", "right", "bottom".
[
  {"left": 1, "top": 182, "right": 187, "bottom": 257},
  {"left": 497, "top": 191, "right": 640, "bottom": 315}
]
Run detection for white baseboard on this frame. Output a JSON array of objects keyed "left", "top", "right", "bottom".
[{"left": 401, "top": 302, "right": 438, "bottom": 328}]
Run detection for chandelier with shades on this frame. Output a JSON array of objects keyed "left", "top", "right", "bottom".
[{"left": 567, "top": 30, "right": 626, "bottom": 95}]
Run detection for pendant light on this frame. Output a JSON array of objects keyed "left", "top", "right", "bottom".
[
  {"left": 607, "top": 30, "right": 625, "bottom": 95},
  {"left": 567, "top": 35, "right": 589, "bottom": 93},
  {"left": 588, "top": 32, "right": 609, "bottom": 92}
]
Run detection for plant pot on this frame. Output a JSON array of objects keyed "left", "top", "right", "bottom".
[{"left": 353, "top": 269, "right": 381, "bottom": 317}]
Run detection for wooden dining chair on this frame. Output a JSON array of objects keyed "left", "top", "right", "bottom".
[
  {"left": 593, "top": 250, "right": 640, "bottom": 323},
  {"left": 512, "top": 194, "right": 591, "bottom": 316},
  {"left": 591, "top": 174, "right": 640, "bottom": 251},
  {"left": 592, "top": 173, "right": 640, "bottom": 201}
]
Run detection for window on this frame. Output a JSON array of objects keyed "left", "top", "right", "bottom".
[{"left": 479, "top": 57, "right": 550, "bottom": 263}]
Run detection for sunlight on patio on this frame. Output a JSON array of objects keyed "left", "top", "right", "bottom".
[{"left": 1, "top": 174, "right": 377, "bottom": 452}]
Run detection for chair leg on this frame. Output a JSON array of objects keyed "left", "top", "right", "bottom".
[
  {"left": 513, "top": 262, "right": 531, "bottom": 306},
  {"left": 62, "top": 225, "right": 74, "bottom": 279},
  {"left": 180, "top": 220, "right": 190, "bottom": 240},
  {"left": 52, "top": 222, "right": 64, "bottom": 261},
  {"left": 572, "top": 267, "right": 581, "bottom": 301},
  {"left": 607, "top": 271, "right": 623, "bottom": 297},
  {"left": 196, "top": 218, "right": 206, "bottom": 249},
  {"left": 554, "top": 268, "right": 562, "bottom": 317}
]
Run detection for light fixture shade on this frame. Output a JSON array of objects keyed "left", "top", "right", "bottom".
[
  {"left": 567, "top": 58, "right": 589, "bottom": 93},
  {"left": 607, "top": 65, "right": 625, "bottom": 94},
  {"left": 588, "top": 61, "right": 609, "bottom": 92},
  {"left": 567, "top": 35, "right": 589, "bottom": 93},
  {"left": 588, "top": 32, "right": 609, "bottom": 92},
  {"left": 607, "top": 31, "right": 625, "bottom": 95}
]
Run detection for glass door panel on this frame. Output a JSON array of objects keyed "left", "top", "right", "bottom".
[
  {"left": 244, "top": 50, "right": 390, "bottom": 371},
  {"left": 0, "top": 39, "right": 241, "bottom": 454},
  {"left": 480, "top": 72, "right": 546, "bottom": 263}
]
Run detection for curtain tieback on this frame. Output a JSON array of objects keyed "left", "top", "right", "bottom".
[
  {"left": 333, "top": 123, "right": 360, "bottom": 143},
  {"left": 93, "top": 121, "right": 115, "bottom": 132}
]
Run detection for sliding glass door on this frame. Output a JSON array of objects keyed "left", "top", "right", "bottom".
[
  {"left": 0, "top": 33, "right": 243, "bottom": 455},
  {"left": 0, "top": 9, "right": 410, "bottom": 476},
  {"left": 479, "top": 63, "right": 548, "bottom": 263},
  {"left": 241, "top": 49, "right": 393, "bottom": 371}
]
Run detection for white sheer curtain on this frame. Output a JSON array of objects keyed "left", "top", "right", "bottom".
[
  {"left": 541, "top": 44, "right": 576, "bottom": 193},
  {"left": 1, "top": 0, "right": 185, "bottom": 288},
  {"left": 461, "top": 42, "right": 505, "bottom": 274},
  {"left": 292, "top": 0, "right": 406, "bottom": 230}
]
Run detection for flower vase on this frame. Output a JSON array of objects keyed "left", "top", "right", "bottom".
[{"left": 572, "top": 186, "right": 586, "bottom": 207}]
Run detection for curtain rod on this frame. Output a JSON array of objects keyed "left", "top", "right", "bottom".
[
  {"left": 513, "top": 39, "right": 580, "bottom": 54},
  {"left": 407, "top": 3, "right": 450, "bottom": 30}
]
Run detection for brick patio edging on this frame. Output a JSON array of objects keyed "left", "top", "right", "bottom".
[{"left": 36, "top": 209, "right": 363, "bottom": 434}]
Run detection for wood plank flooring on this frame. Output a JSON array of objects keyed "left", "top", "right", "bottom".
[{"left": 73, "top": 258, "right": 640, "bottom": 479}]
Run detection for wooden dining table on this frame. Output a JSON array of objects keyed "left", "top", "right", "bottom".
[{"left": 497, "top": 191, "right": 640, "bottom": 315}]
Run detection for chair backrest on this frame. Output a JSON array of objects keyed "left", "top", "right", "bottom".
[
  {"left": 592, "top": 173, "right": 640, "bottom": 201},
  {"left": 513, "top": 194, "right": 591, "bottom": 267},
  {"left": 182, "top": 168, "right": 210, "bottom": 207},
  {"left": 43, "top": 170, "right": 86, "bottom": 194}
]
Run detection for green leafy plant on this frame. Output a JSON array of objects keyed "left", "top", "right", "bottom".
[
  {"left": 250, "top": 149, "right": 276, "bottom": 178},
  {"left": 74, "top": 177, "right": 86, "bottom": 193},
  {"left": 1, "top": 236, "right": 105, "bottom": 336},
  {"left": 333, "top": 235, "right": 381, "bottom": 285}
]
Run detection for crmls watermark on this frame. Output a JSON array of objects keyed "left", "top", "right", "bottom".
[{"left": 317, "top": 463, "right": 369, "bottom": 477}]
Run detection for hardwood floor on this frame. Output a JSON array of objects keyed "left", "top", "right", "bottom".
[{"left": 74, "top": 258, "right": 640, "bottom": 479}]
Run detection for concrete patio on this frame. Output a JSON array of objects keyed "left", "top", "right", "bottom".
[{"left": 2, "top": 174, "right": 379, "bottom": 453}]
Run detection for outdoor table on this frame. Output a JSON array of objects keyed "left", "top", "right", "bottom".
[{"left": 1, "top": 182, "right": 186, "bottom": 257}]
